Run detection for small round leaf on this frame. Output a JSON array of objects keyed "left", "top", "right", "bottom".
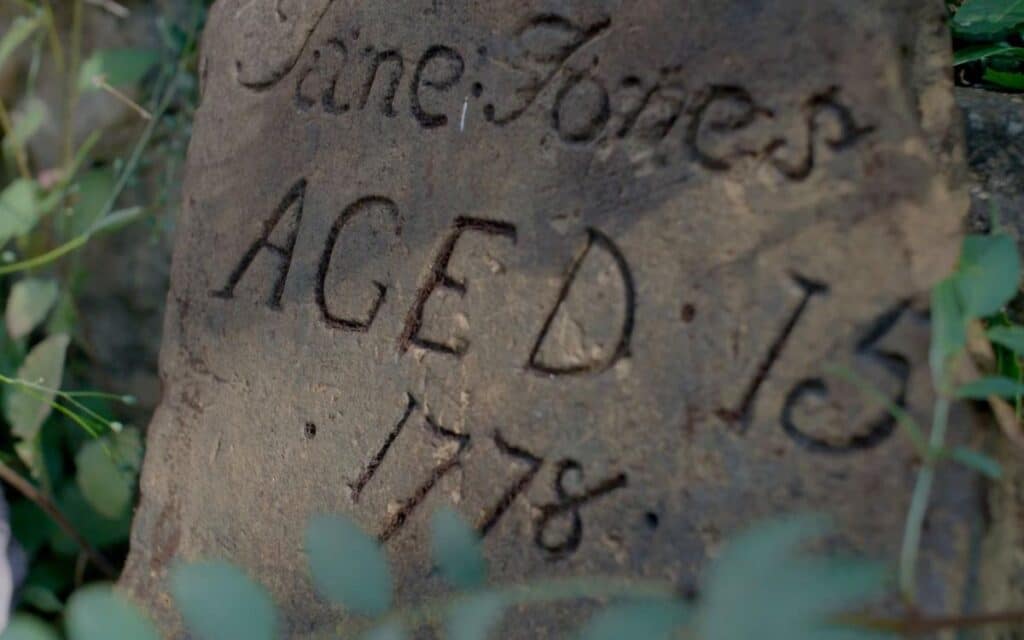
[
  {"left": 65, "top": 584, "right": 159, "bottom": 640},
  {"left": 954, "top": 234, "right": 1021, "bottom": 318},
  {"left": 170, "top": 561, "right": 277, "bottom": 640},
  {"left": 1, "top": 615, "right": 59, "bottom": 640},
  {"left": 76, "top": 427, "right": 143, "bottom": 519},
  {"left": 431, "top": 507, "right": 486, "bottom": 589},
  {"left": 5, "top": 278, "right": 58, "bottom": 340},
  {"left": 445, "top": 593, "right": 506, "bottom": 640},
  {"left": 361, "top": 622, "right": 407, "bottom": 640},
  {"left": 577, "top": 600, "right": 688, "bottom": 640},
  {"left": 306, "top": 514, "right": 392, "bottom": 616}
]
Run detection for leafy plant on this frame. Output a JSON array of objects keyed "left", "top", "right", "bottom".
[
  {"left": 1, "top": 509, "right": 895, "bottom": 640},
  {"left": 952, "top": 0, "right": 1024, "bottom": 91},
  {"left": 0, "top": 0, "right": 206, "bottom": 626}
]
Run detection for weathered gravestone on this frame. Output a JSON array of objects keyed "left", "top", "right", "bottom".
[{"left": 122, "top": 0, "right": 977, "bottom": 636}]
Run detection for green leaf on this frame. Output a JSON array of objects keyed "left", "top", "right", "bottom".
[
  {"left": 956, "top": 375, "right": 1024, "bottom": 399},
  {"left": 446, "top": 593, "right": 507, "bottom": 640},
  {"left": 45, "top": 291, "right": 78, "bottom": 337},
  {"left": 65, "top": 584, "right": 159, "bottom": 640},
  {"left": 0, "top": 615, "right": 59, "bottom": 640},
  {"left": 305, "top": 514, "right": 392, "bottom": 616},
  {"left": 3, "top": 97, "right": 48, "bottom": 156},
  {"left": 67, "top": 169, "right": 116, "bottom": 237},
  {"left": 0, "top": 14, "right": 41, "bottom": 72},
  {"left": 431, "top": 507, "right": 487, "bottom": 589},
  {"left": 361, "top": 623, "right": 406, "bottom": 640},
  {"left": 983, "top": 67, "right": 1024, "bottom": 90},
  {"left": 577, "top": 600, "right": 689, "bottom": 640},
  {"left": 0, "top": 179, "right": 43, "bottom": 246},
  {"left": 20, "top": 585, "right": 64, "bottom": 614},
  {"left": 930, "top": 278, "right": 966, "bottom": 381},
  {"left": 955, "top": 42, "right": 1018, "bottom": 65},
  {"left": 78, "top": 49, "right": 160, "bottom": 91},
  {"left": 955, "top": 0, "right": 1024, "bottom": 37},
  {"left": 50, "top": 485, "right": 131, "bottom": 554},
  {"left": 76, "top": 427, "right": 143, "bottom": 519},
  {"left": 5, "top": 278, "right": 59, "bottom": 339},
  {"left": 4, "top": 333, "right": 70, "bottom": 443},
  {"left": 954, "top": 234, "right": 1021, "bottom": 318},
  {"left": 698, "top": 516, "right": 888, "bottom": 640},
  {"left": 170, "top": 562, "right": 277, "bottom": 640},
  {"left": 988, "top": 325, "right": 1024, "bottom": 356},
  {"left": 10, "top": 500, "right": 56, "bottom": 554},
  {"left": 949, "top": 447, "right": 1003, "bottom": 479}
]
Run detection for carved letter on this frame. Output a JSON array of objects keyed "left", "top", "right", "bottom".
[
  {"left": 527, "top": 228, "right": 635, "bottom": 375},
  {"left": 316, "top": 196, "right": 401, "bottom": 331},
  {"left": 400, "top": 217, "right": 517, "bottom": 356},
  {"left": 211, "top": 178, "right": 307, "bottom": 309},
  {"left": 359, "top": 48, "right": 404, "bottom": 117},
  {"left": 768, "top": 87, "right": 874, "bottom": 181},
  {"left": 686, "top": 85, "right": 771, "bottom": 171},
  {"left": 552, "top": 71, "right": 610, "bottom": 144},
  {"left": 410, "top": 45, "right": 465, "bottom": 128}
]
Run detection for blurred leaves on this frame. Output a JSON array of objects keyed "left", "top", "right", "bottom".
[
  {"left": 49, "top": 486, "right": 130, "bottom": 555},
  {"left": 65, "top": 585, "right": 158, "bottom": 640},
  {"left": 948, "top": 446, "right": 1003, "bottom": 479},
  {"left": 3, "top": 99, "right": 48, "bottom": 162},
  {"left": 953, "top": 0, "right": 1024, "bottom": 90},
  {"left": 170, "top": 562, "right": 277, "bottom": 640},
  {"left": 0, "top": 180, "right": 43, "bottom": 247},
  {"left": 445, "top": 593, "right": 506, "bottom": 640},
  {"left": 431, "top": 507, "right": 486, "bottom": 590},
  {"left": 577, "top": 600, "right": 688, "bottom": 640},
  {"left": 953, "top": 0, "right": 1024, "bottom": 38},
  {"left": 305, "top": 514, "right": 392, "bottom": 616},
  {"left": 955, "top": 234, "right": 1020, "bottom": 318},
  {"left": 4, "top": 334, "right": 69, "bottom": 444},
  {"left": 956, "top": 376, "right": 1024, "bottom": 399},
  {"left": 78, "top": 49, "right": 160, "bottom": 91},
  {"left": 696, "top": 516, "right": 888, "bottom": 640},
  {"left": 5, "top": 279, "right": 59, "bottom": 340},
  {"left": 75, "top": 427, "right": 142, "bottom": 519},
  {"left": 0, "top": 615, "right": 59, "bottom": 640},
  {"left": 0, "top": 14, "right": 41, "bottom": 72}
]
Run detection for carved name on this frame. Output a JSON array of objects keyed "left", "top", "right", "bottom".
[{"left": 239, "top": 13, "right": 873, "bottom": 179}]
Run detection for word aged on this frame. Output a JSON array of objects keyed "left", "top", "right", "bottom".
[
  {"left": 210, "top": 179, "right": 635, "bottom": 376},
  {"left": 242, "top": 11, "right": 874, "bottom": 180},
  {"left": 210, "top": 179, "right": 914, "bottom": 458}
]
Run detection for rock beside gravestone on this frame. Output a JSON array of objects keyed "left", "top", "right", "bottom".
[
  {"left": 958, "top": 88, "right": 1024, "bottom": 235},
  {"left": 122, "top": 0, "right": 975, "bottom": 637}
]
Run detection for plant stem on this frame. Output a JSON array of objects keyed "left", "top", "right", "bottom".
[
  {"left": 0, "top": 460, "right": 116, "bottom": 578},
  {"left": 63, "top": 0, "right": 83, "bottom": 171},
  {"left": 0, "top": 231, "right": 88, "bottom": 275},
  {"left": 899, "top": 393, "right": 951, "bottom": 601},
  {"left": 39, "top": 0, "right": 64, "bottom": 74}
]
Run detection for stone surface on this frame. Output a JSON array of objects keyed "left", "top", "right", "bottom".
[{"left": 123, "top": 1, "right": 975, "bottom": 637}]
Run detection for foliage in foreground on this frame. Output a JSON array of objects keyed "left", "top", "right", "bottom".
[
  {"left": 0, "top": 0, "right": 203, "bottom": 624},
  {"left": 952, "top": 0, "right": 1024, "bottom": 91},
  {"left": 0, "top": 510, "right": 890, "bottom": 640}
]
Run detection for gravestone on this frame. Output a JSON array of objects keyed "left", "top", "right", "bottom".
[{"left": 122, "top": 0, "right": 976, "bottom": 636}]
